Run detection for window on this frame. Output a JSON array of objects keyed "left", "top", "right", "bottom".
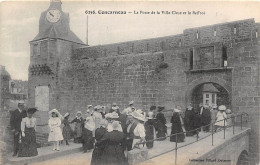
[
  {"left": 189, "top": 48, "right": 193, "bottom": 70},
  {"left": 256, "top": 30, "right": 258, "bottom": 38},
  {"left": 214, "top": 28, "right": 217, "bottom": 36},
  {"left": 222, "top": 46, "right": 227, "bottom": 67},
  {"left": 33, "top": 43, "right": 40, "bottom": 56},
  {"left": 233, "top": 25, "right": 238, "bottom": 35}
]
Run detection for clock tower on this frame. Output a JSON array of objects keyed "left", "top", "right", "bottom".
[{"left": 28, "top": 0, "right": 85, "bottom": 133}]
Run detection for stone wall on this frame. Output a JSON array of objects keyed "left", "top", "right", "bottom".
[{"left": 28, "top": 18, "right": 259, "bottom": 161}]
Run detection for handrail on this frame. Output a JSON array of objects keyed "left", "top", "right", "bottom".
[{"left": 135, "top": 112, "right": 249, "bottom": 165}]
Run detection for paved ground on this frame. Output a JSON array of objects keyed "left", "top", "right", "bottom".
[{"left": 8, "top": 126, "right": 245, "bottom": 165}]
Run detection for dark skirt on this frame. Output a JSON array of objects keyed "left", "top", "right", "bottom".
[
  {"left": 91, "top": 146, "right": 105, "bottom": 165},
  {"left": 103, "top": 144, "right": 128, "bottom": 165},
  {"left": 82, "top": 128, "right": 94, "bottom": 151},
  {"left": 18, "top": 127, "right": 38, "bottom": 157},
  {"left": 170, "top": 126, "right": 185, "bottom": 143},
  {"left": 155, "top": 121, "right": 167, "bottom": 141},
  {"left": 63, "top": 125, "right": 73, "bottom": 140},
  {"left": 145, "top": 121, "right": 155, "bottom": 149}
]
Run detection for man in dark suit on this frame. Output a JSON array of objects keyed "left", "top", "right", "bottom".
[{"left": 10, "top": 102, "right": 27, "bottom": 156}]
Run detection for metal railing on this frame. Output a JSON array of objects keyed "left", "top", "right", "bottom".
[{"left": 136, "top": 112, "right": 249, "bottom": 165}]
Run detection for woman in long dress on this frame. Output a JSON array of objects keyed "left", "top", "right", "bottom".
[
  {"left": 184, "top": 105, "right": 195, "bottom": 136},
  {"left": 102, "top": 121, "right": 128, "bottom": 165},
  {"left": 131, "top": 110, "right": 146, "bottom": 149},
  {"left": 170, "top": 108, "right": 185, "bottom": 143},
  {"left": 62, "top": 113, "right": 73, "bottom": 145},
  {"left": 82, "top": 110, "right": 95, "bottom": 153},
  {"left": 215, "top": 105, "right": 227, "bottom": 132},
  {"left": 71, "top": 111, "right": 84, "bottom": 143},
  {"left": 145, "top": 111, "right": 156, "bottom": 149},
  {"left": 18, "top": 108, "right": 38, "bottom": 157},
  {"left": 155, "top": 106, "right": 167, "bottom": 141},
  {"left": 48, "top": 109, "right": 64, "bottom": 151},
  {"left": 91, "top": 119, "right": 108, "bottom": 165}
]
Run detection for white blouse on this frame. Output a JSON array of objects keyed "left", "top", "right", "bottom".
[
  {"left": 21, "top": 117, "right": 36, "bottom": 132},
  {"left": 134, "top": 123, "right": 145, "bottom": 138}
]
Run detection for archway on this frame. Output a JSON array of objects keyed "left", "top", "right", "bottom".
[
  {"left": 191, "top": 82, "right": 230, "bottom": 110},
  {"left": 237, "top": 150, "right": 249, "bottom": 165}
]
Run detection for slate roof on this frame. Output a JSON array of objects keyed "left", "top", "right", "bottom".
[
  {"left": 32, "top": 26, "right": 85, "bottom": 44},
  {"left": 202, "top": 83, "right": 220, "bottom": 93}
]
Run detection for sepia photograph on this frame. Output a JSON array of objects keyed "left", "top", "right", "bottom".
[{"left": 0, "top": 0, "right": 259, "bottom": 165}]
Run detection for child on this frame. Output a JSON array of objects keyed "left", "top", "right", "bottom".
[
  {"left": 215, "top": 105, "right": 227, "bottom": 132},
  {"left": 62, "top": 112, "right": 73, "bottom": 145},
  {"left": 48, "top": 109, "right": 64, "bottom": 151},
  {"left": 82, "top": 110, "right": 95, "bottom": 153}
]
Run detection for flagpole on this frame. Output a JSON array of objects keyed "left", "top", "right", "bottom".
[{"left": 86, "top": 15, "right": 88, "bottom": 46}]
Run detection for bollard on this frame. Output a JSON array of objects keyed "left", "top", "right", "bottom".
[
  {"left": 224, "top": 119, "right": 226, "bottom": 139},
  {"left": 175, "top": 135, "right": 178, "bottom": 165},
  {"left": 211, "top": 123, "right": 214, "bottom": 146}
]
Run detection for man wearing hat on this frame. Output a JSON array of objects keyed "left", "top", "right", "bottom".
[{"left": 10, "top": 102, "right": 27, "bottom": 156}]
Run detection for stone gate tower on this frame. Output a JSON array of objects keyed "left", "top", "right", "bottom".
[{"left": 28, "top": 0, "right": 85, "bottom": 135}]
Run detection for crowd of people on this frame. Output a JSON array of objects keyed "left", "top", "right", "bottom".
[{"left": 10, "top": 101, "right": 233, "bottom": 165}]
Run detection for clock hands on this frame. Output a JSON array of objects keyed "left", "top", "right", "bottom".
[{"left": 49, "top": 11, "right": 54, "bottom": 17}]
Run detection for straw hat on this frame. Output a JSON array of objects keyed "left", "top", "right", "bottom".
[
  {"left": 111, "top": 106, "right": 119, "bottom": 111},
  {"left": 64, "top": 112, "right": 70, "bottom": 118},
  {"left": 49, "top": 109, "right": 62, "bottom": 118},
  {"left": 187, "top": 105, "right": 193, "bottom": 110},
  {"left": 87, "top": 105, "right": 93, "bottom": 108},
  {"left": 226, "top": 109, "right": 231, "bottom": 114},
  {"left": 218, "top": 105, "right": 227, "bottom": 111},
  {"left": 212, "top": 105, "right": 218, "bottom": 109},
  {"left": 131, "top": 110, "right": 147, "bottom": 122},
  {"left": 129, "top": 100, "right": 134, "bottom": 105},
  {"left": 105, "top": 112, "right": 119, "bottom": 119},
  {"left": 76, "top": 111, "right": 82, "bottom": 115},
  {"left": 147, "top": 111, "right": 154, "bottom": 119},
  {"left": 94, "top": 105, "right": 101, "bottom": 110}
]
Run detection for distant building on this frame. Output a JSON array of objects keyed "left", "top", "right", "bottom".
[{"left": 0, "top": 65, "right": 11, "bottom": 110}]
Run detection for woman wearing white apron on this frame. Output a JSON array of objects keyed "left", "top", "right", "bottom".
[
  {"left": 131, "top": 110, "right": 146, "bottom": 149},
  {"left": 215, "top": 105, "right": 227, "bottom": 132}
]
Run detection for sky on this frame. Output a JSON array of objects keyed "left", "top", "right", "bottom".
[{"left": 0, "top": 1, "right": 260, "bottom": 81}]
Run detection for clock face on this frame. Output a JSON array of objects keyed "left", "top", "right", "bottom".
[{"left": 46, "top": 9, "right": 61, "bottom": 23}]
